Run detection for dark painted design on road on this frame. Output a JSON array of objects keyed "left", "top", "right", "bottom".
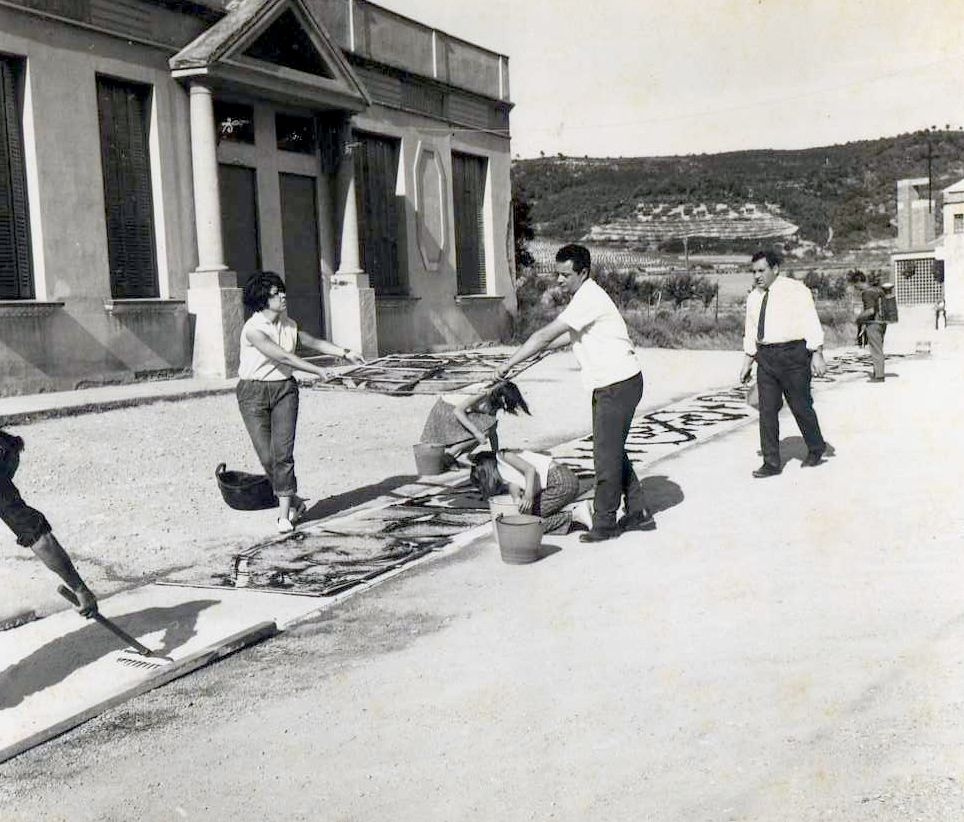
[
  {"left": 212, "top": 350, "right": 907, "bottom": 597},
  {"left": 550, "top": 352, "right": 908, "bottom": 474}
]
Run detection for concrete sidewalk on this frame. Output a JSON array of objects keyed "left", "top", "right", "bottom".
[{"left": 0, "top": 376, "right": 237, "bottom": 426}]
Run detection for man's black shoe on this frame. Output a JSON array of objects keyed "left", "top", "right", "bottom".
[
  {"left": 800, "top": 450, "right": 826, "bottom": 467},
  {"left": 752, "top": 464, "right": 782, "bottom": 478},
  {"left": 618, "top": 509, "right": 656, "bottom": 532},
  {"left": 579, "top": 526, "right": 620, "bottom": 543}
]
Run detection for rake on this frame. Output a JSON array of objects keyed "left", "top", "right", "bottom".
[{"left": 58, "top": 586, "right": 172, "bottom": 669}]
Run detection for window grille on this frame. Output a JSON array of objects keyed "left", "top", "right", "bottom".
[{"left": 894, "top": 257, "right": 941, "bottom": 305}]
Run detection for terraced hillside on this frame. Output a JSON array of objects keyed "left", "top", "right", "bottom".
[
  {"left": 513, "top": 130, "right": 964, "bottom": 251},
  {"left": 585, "top": 202, "right": 798, "bottom": 244}
]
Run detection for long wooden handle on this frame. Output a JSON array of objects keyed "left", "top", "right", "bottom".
[{"left": 58, "top": 586, "right": 156, "bottom": 657}]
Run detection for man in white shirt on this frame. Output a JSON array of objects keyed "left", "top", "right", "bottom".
[
  {"left": 738, "top": 250, "right": 828, "bottom": 478},
  {"left": 496, "top": 244, "right": 653, "bottom": 542}
]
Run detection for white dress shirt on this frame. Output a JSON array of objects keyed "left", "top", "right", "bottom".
[{"left": 743, "top": 275, "right": 824, "bottom": 356}]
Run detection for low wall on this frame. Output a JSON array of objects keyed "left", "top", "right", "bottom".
[
  {"left": 375, "top": 295, "right": 509, "bottom": 354},
  {"left": 0, "top": 303, "right": 191, "bottom": 396}
]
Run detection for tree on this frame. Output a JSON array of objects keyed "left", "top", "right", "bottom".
[
  {"left": 694, "top": 278, "right": 719, "bottom": 311},
  {"left": 665, "top": 272, "right": 697, "bottom": 310},
  {"left": 511, "top": 186, "right": 535, "bottom": 270}
]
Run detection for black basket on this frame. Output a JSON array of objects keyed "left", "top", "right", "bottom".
[{"left": 215, "top": 463, "right": 278, "bottom": 511}]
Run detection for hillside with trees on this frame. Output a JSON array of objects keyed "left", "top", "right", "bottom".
[{"left": 512, "top": 129, "right": 964, "bottom": 253}]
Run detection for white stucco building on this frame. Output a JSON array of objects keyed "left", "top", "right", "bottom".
[{"left": 0, "top": 0, "right": 514, "bottom": 396}]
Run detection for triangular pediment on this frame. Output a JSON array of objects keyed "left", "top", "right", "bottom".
[
  {"left": 242, "top": 8, "right": 333, "bottom": 78},
  {"left": 170, "top": 0, "right": 370, "bottom": 111}
]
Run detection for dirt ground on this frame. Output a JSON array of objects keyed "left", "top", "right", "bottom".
[
  {"left": 2, "top": 328, "right": 963, "bottom": 821},
  {"left": 0, "top": 346, "right": 737, "bottom": 622}
]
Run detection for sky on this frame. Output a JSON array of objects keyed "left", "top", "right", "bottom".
[{"left": 373, "top": 0, "right": 964, "bottom": 159}]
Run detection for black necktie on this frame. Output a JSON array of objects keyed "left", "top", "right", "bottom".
[{"left": 757, "top": 289, "right": 769, "bottom": 342}]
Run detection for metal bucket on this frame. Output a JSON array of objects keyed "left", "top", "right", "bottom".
[
  {"left": 488, "top": 494, "right": 519, "bottom": 545},
  {"left": 495, "top": 514, "right": 543, "bottom": 565},
  {"left": 413, "top": 443, "right": 446, "bottom": 476}
]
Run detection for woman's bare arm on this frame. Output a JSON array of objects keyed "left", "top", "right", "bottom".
[
  {"left": 246, "top": 328, "right": 329, "bottom": 378},
  {"left": 297, "top": 330, "right": 365, "bottom": 364}
]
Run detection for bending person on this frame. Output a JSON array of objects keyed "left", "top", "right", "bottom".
[
  {"left": 420, "top": 380, "right": 530, "bottom": 465},
  {"left": 470, "top": 450, "right": 591, "bottom": 535},
  {"left": 0, "top": 430, "right": 97, "bottom": 617},
  {"left": 238, "top": 271, "right": 365, "bottom": 533}
]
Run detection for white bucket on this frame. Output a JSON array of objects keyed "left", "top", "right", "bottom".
[{"left": 488, "top": 494, "right": 519, "bottom": 546}]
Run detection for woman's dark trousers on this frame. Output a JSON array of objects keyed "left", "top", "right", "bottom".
[{"left": 236, "top": 378, "right": 299, "bottom": 496}]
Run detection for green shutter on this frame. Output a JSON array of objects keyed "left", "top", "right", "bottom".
[
  {"left": 354, "top": 132, "right": 403, "bottom": 295},
  {"left": 96, "top": 76, "right": 158, "bottom": 299},
  {"left": 453, "top": 152, "right": 487, "bottom": 296},
  {"left": 0, "top": 57, "right": 33, "bottom": 300}
]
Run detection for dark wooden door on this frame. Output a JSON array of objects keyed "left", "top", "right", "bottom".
[
  {"left": 0, "top": 56, "right": 31, "bottom": 299},
  {"left": 453, "top": 152, "right": 487, "bottom": 295},
  {"left": 219, "top": 163, "right": 261, "bottom": 292},
  {"left": 354, "top": 133, "right": 403, "bottom": 295},
  {"left": 279, "top": 172, "right": 322, "bottom": 337}
]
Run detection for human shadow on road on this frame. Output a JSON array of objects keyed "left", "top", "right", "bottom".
[
  {"left": 760, "top": 436, "right": 838, "bottom": 468},
  {"left": 640, "top": 475, "right": 684, "bottom": 515},
  {"left": 303, "top": 475, "right": 419, "bottom": 522},
  {"left": 0, "top": 599, "right": 218, "bottom": 710}
]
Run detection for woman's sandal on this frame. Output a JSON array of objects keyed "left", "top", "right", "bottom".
[
  {"left": 288, "top": 499, "right": 308, "bottom": 525},
  {"left": 277, "top": 517, "right": 294, "bottom": 534}
]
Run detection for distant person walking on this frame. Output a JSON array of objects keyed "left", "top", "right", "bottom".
[
  {"left": 739, "top": 250, "right": 828, "bottom": 477},
  {"left": 237, "top": 271, "right": 365, "bottom": 533},
  {"left": 856, "top": 271, "right": 886, "bottom": 382},
  {"left": 0, "top": 430, "right": 98, "bottom": 616},
  {"left": 495, "top": 243, "right": 653, "bottom": 542}
]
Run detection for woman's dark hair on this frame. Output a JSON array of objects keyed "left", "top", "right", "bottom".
[
  {"left": 242, "top": 270, "right": 286, "bottom": 312},
  {"left": 485, "top": 380, "right": 530, "bottom": 416},
  {"left": 469, "top": 451, "right": 507, "bottom": 500}
]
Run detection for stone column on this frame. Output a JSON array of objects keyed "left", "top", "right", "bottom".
[
  {"left": 185, "top": 82, "right": 243, "bottom": 378},
  {"left": 330, "top": 127, "right": 378, "bottom": 359}
]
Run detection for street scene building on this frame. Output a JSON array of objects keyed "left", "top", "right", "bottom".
[{"left": 0, "top": 0, "right": 514, "bottom": 396}]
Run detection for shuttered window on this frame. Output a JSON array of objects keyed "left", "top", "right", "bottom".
[
  {"left": 452, "top": 152, "right": 487, "bottom": 295},
  {"left": 96, "top": 76, "right": 158, "bottom": 298},
  {"left": 354, "top": 132, "right": 405, "bottom": 295},
  {"left": 0, "top": 56, "right": 33, "bottom": 300}
]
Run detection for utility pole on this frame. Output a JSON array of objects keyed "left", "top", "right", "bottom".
[{"left": 924, "top": 138, "right": 936, "bottom": 212}]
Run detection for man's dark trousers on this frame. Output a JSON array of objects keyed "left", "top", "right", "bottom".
[
  {"left": 865, "top": 323, "right": 885, "bottom": 379},
  {"left": 591, "top": 372, "right": 647, "bottom": 529},
  {"left": 756, "top": 341, "right": 825, "bottom": 469}
]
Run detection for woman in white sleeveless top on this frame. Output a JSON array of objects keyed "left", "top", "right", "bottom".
[{"left": 237, "top": 271, "right": 364, "bottom": 533}]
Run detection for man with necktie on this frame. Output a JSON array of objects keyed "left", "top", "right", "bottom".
[{"left": 738, "top": 250, "right": 828, "bottom": 478}]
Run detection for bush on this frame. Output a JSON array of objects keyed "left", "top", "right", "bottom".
[
  {"left": 510, "top": 268, "right": 855, "bottom": 350},
  {"left": 803, "top": 270, "right": 848, "bottom": 301}
]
